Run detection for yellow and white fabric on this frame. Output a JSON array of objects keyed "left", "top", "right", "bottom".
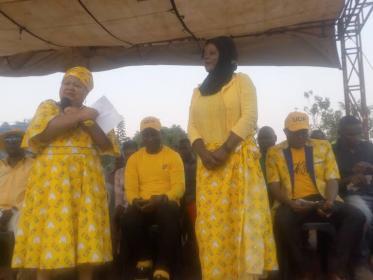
[
  {"left": 188, "top": 73, "right": 277, "bottom": 280},
  {"left": 12, "top": 100, "right": 119, "bottom": 269}
]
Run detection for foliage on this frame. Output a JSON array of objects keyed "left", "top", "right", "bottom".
[
  {"left": 304, "top": 90, "right": 372, "bottom": 141},
  {"left": 115, "top": 119, "right": 128, "bottom": 144},
  {"left": 303, "top": 90, "right": 343, "bottom": 141},
  {"left": 100, "top": 155, "right": 117, "bottom": 174}
]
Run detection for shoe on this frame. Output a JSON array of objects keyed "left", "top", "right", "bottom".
[
  {"left": 153, "top": 269, "right": 170, "bottom": 280},
  {"left": 153, "top": 276, "right": 169, "bottom": 280},
  {"left": 134, "top": 266, "right": 152, "bottom": 280}
]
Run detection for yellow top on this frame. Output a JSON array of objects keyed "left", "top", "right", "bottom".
[
  {"left": 0, "top": 157, "right": 33, "bottom": 209},
  {"left": 291, "top": 148, "right": 319, "bottom": 199},
  {"left": 266, "top": 139, "right": 341, "bottom": 204},
  {"left": 125, "top": 146, "right": 185, "bottom": 203},
  {"left": 188, "top": 73, "right": 257, "bottom": 145},
  {"left": 21, "top": 100, "right": 120, "bottom": 156}
]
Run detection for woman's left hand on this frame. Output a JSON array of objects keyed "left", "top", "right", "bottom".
[
  {"left": 78, "top": 106, "right": 99, "bottom": 121},
  {"left": 212, "top": 146, "right": 230, "bottom": 166}
]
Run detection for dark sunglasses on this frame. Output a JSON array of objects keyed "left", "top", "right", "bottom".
[{"left": 4, "top": 135, "right": 22, "bottom": 143}]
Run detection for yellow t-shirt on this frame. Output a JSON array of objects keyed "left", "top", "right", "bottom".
[
  {"left": 0, "top": 157, "right": 33, "bottom": 209},
  {"left": 291, "top": 148, "right": 318, "bottom": 199},
  {"left": 124, "top": 146, "right": 185, "bottom": 203}
]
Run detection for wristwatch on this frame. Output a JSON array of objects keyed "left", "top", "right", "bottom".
[{"left": 83, "top": 120, "right": 95, "bottom": 127}]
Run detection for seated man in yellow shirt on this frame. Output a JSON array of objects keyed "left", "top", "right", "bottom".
[
  {"left": 266, "top": 112, "right": 365, "bottom": 280},
  {"left": 123, "top": 117, "right": 185, "bottom": 280},
  {"left": 0, "top": 130, "right": 33, "bottom": 279}
]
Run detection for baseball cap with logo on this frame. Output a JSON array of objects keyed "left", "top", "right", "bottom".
[
  {"left": 284, "top": 112, "right": 310, "bottom": 132},
  {"left": 140, "top": 116, "right": 161, "bottom": 132}
]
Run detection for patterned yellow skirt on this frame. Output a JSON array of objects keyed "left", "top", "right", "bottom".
[
  {"left": 196, "top": 139, "right": 278, "bottom": 280},
  {"left": 12, "top": 148, "right": 112, "bottom": 269}
]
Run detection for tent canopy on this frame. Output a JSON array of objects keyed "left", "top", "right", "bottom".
[{"left": 0, "top": 0, "right": 344, "bottom": 76}]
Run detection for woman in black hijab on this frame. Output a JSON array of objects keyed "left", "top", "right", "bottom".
[
  {"left": 188, "top": 36, "right": 277, "bottom": 280},
  {"left": 199, "top": 36, "right": 238, "bottom": 96}
]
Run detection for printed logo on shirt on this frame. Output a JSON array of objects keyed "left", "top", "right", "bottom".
[{"left": 294, "top": 161, "right": 307, "bottom": 175}]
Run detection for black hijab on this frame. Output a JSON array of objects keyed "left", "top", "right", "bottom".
[{"left": 199, "top": 36, "right": 238, "bottom": 96}]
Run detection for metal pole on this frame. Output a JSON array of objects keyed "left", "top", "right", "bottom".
[
  {"left": 339, "top": 20, "right": 351, "bottom": 115},
  {"left": 356, "top": 19, "right": 369, "bottom": 139}
]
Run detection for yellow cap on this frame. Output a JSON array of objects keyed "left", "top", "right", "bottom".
[
  {"left": 140, "top": 116, "right": 161, "bottom": 132},
  {"left": 0, "top": 129, "right": 25, "bottom": 150},
  {"left": 284, "top": 112, "right": 310, "bottom": 132}
]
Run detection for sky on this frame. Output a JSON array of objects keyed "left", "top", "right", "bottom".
[{"left": 1, "top": 17, "right": 372, "bottom": 142}]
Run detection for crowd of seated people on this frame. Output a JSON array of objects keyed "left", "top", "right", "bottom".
[
  {"left": 1, "top": 112, "right": 373, "bottom": 280},
  {"left": 1, "top": 39, "right": 373, "bottom": 280}
]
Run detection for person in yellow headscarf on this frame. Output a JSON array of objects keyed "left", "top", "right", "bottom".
[
  {"left": 11, "top": 66, "right": 119, "bottom": 280},
  {"left": 188, "top": 37, "right": 277, "bottom": 280}
]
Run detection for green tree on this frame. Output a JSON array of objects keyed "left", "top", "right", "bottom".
[
  {"left": 115, "top": 119, "right": 128, "bottom": 144},
  {"left": 133, "top": 125, "right": 187, "bottom": 149},
  {"left": 303, "top": 90, "right": 343, "bottom": 141},
  {"left": 304, "top": 91, "right": 372, "bottom": 141}
]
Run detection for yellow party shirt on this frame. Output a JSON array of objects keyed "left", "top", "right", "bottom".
[
  {"left": 291, "top": 147, "right": 319, "bottom": 199},
  {"left": 0, "top": 157, "right": 33, "bottom": 209},
  {"left": 125, "top": 146, "right": 185, "bottom": 203}
]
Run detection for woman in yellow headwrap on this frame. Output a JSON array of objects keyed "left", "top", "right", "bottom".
[{"left": 12, "top": 66, "right": 119, "bottom": 280}]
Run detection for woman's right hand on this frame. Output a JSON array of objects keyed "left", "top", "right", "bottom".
[
  {"left": 199, "top": 149, "right": 220, "bottom": 170},
  {"left": 78, "top": 106, "right": 99, "bottom": 122}
]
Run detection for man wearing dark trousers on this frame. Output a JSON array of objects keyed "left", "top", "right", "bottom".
[
  {"left": 122, "top": 117, "right": 185, "bottom": 280},
  {"left": 333, "top": 116, "right": 373, "bottom": 275},
  {"left": 0, "top": 129, "right": 33, "bottom": 280},
  {"left": 266, "top": 112, "right": 365, "bottom": 280}
]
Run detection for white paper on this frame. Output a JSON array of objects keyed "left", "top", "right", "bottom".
[{"left": 90, "top": 96, "right": 122, "bottom": 134}]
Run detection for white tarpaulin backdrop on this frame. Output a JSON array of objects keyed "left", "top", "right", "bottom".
[{"left": 0, "top": 0, "right": 344, "bottom": 76}]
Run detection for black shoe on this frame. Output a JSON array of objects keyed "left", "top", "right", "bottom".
[
  {"left": 153, "top": 275, "right": 169, "bottom": 280},
  {"left": 134, "top": 266, "right": 152, "bottom": 280}
]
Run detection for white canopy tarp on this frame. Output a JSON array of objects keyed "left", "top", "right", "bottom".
[{"left": 0, "top": 0, "right": 344, "bottom": 76}]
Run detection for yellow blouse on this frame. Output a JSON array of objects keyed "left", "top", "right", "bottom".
[
  {"left": 188, "top": 73, "right": 257, "bottom": 145},
  {"left": 22, "top": 100, "right": 120, "bottom": 156}
]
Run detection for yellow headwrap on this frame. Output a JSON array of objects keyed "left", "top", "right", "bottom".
[{"left": 63, "top": 66, "right": 94, "bottom": 92}]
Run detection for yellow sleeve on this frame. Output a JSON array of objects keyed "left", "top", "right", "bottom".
[
  {"left": 324, "top": 142, "right": 340, "bottom": 180},
  {"left": 165, "top": 151, "right": 185, "bottom": 201},
  {"left": 265, "top": 147, "right": 280, "bottom": 184},
  {"left": 124, "top": 154, "right": 140, "bottom": 204},
  {"left": 231, "top": 73, "right": 258, "bottom": 139},
  {"left": 187, "top": 89, "right": 202, "bottom": 144},
  {"left": 22, "top": 100, "right": 59, "bottom": 152}
]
